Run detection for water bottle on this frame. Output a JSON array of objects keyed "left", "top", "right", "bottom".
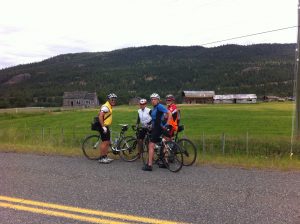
[{"left": 113, "top": 138, "right": 118, "bottom": 146}]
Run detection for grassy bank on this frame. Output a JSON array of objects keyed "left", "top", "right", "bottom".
[{"left": 0, "top": 102, "right": 299, "bottom": 170}]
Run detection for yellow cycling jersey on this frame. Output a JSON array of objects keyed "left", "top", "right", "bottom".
[{"left": 99, "top": 101, "right": 113, "bottom": 126}]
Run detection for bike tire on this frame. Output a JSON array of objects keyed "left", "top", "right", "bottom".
[
  {"left": 163, "top": 141, "right": 183, "bottom": 172},
  {"left": 119, "top": 137, "right": 140, "bottom": 162},
  {"left": 177, "top": 138, "right": 197, "bottom": 166},
  {"left": 141, "top": 142, "right": 149, "bottom": 165},
  {"left": 82, "top": 135, "right": 101, "bottom": 160}
]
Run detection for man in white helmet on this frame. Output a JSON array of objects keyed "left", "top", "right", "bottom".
[
  {"left": 136, "top": 98, "right": 152, "bottom": 156},
  {"left": 142, "top": 93, "right": 172, "bottom": 171},
  {"left": 98, "top": 93, "right": 117, "bottom": 164}
]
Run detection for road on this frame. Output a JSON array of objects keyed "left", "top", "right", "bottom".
[{"left": 0, "top": 152, "right": 299, "bottom": 224}]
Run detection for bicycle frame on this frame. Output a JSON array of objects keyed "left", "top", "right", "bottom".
[{"left": 110, "top": 124, "right": 131, "bottom": 152}]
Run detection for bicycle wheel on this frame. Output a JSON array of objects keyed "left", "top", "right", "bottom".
[
  {"left": 162, "top": 141, "right": 183, "bottom": 172},
  {"left": 119, "top": 137, "right": 140, "bottom": 162},
  {"left": 177, "top": 138, "right": 197, "bottom": 166},
  {"left": 82, "top": 135, "right": 101, "bottom": 160}
]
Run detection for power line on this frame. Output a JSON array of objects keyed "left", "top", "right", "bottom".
[{"left": 201, "top": 26, "right": 298, "bottom": 46}]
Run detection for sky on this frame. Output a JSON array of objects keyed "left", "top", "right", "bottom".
[{"left": 0, "top": 0, "right": 297, "bottom": 69}]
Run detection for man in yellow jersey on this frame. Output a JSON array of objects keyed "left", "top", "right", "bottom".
[{"left": 98, "top": 93, "right": 117, "bottom": 164}]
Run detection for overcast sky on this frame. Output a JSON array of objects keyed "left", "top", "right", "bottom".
[{"left": 0, "top": 0, "right": 297, "bottom": 69}]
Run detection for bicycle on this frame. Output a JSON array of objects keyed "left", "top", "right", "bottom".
[
  {"left": 133, "top": 126, "right": 184, "bottom": 172},
  {"left": 174, "top": 125, "right": 197, "bottom": 166},
  {"left": 82, "top": 124, "right": 139, "bottom": 162}
]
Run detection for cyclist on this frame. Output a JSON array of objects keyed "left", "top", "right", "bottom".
[
  {"left": 98, "top": 93, "right": 117, "bottom": 164},
  {"left": 163, "top": 94, "right": 180, "bottom": 139},
  {"left": 142, "top": 93, "right": 172, "bottom": 171},
  {"left": 136, "top": 98, "right": 152, "bottom": 156}
]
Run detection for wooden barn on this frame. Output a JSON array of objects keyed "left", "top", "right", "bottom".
[
  {"left": 63, "top": 91, "right": 99, "bottom": 108},
  {"left": 182, "top": 91, "right": 215, "bottom": 104}
]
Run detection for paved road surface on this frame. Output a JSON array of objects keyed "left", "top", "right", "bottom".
[{"left": 0, "top": 152, "right": 299, "bottom": 224}]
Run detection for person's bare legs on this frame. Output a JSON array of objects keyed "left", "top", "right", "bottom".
[
  {"left": 148, "top": 142, "right": 155, "bottom": 166},
  {"left": 100, "top": 140, "right": 110, "bottom": 156}
]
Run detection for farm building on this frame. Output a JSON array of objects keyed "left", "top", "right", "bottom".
[
  {"left": 128, "top": 97, "right": 141, "bottom": 105},
  {"left": 263, "top": 96, "right": 285, "bottom": 102},
  {"left": 63, "top": 91, "right": 99, "bottom": 108},
  {"left": 182, "top": 91, "right": 215, "bottom": 104},
  {"left": 214, "top": 94, "right": 257, "bottom": 104}
]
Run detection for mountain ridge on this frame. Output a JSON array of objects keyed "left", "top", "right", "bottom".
[{"left": 0, "top": 43, "right": 296, "bottom": 107}]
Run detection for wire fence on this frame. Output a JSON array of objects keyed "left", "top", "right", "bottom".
[
  {"left": 196, "top": 132, "right": 300, "bottom": 158},
  {"left": 0, "top": 126, "right": 299, "bottom": 158}
]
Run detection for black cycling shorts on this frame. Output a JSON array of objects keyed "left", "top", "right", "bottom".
[
  {"left": 99, "top": 126, "right": 110, "bottom": 142},
  {"left": 150, "top": 126, "right": 163, "bottom": 143}
]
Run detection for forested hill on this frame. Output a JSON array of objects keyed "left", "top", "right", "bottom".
[{"left": 0, "top": 44, "right": 296, "bottom": 107}]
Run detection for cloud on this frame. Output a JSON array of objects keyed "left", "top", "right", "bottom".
[
  {"left": 0, "top": 0, "right": 297, "bottom": 69},
  {"left": 0, "top": 26, "right": 21, "bottom": 35}
]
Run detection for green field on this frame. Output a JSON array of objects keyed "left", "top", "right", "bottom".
[{"left": 0, "top": 102, "right": 299, "bottom": 170}]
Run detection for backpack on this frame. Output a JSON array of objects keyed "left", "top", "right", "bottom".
[{"left": 91, "top": 116, "right": 101, "bottom": 131}]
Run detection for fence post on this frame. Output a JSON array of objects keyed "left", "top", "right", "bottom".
[
  {"left": 42, "top": 127, "right": 45, "bottom": 142},
  {"left": 72, "top": 127, "right": 76, "bottom": 146},
  {"left": 61, "top": 127, "right": 64, "bottom": 144},
  {"left": 24, "top": 122, "right": 27, "bottom": 142},
  {"left": 222, "top": 132, "right": 226, "bottom": 155},
  {"left": 246, "top": 131, "right": 249, "bottom": 155},
  {"left": 202, "top": 132, "right": 206, "bottom": 154}
]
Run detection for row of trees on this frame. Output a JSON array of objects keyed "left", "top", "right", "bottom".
[{"left": 0, "top": 44, "right": 296, "bottom": 108}]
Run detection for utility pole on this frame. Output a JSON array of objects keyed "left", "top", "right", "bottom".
[{"left": 295, "top": 0, "right": 300, "bottom": 138}]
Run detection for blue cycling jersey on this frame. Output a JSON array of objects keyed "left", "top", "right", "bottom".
[{"left": 151, "top": 103, "right": 168, "bottom": 128}]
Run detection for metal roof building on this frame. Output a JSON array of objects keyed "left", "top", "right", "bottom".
[
  {"left": 214, "top": 94, "right": 257, "bottom": 104},
  {"left": 182, "top": 91, "right": 215, "bottom": 104}
]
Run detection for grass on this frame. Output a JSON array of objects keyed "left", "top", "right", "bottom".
[
  {"left": 198, "top": 154, "right": 300, "bottom": 171},
  {"left": 0, "top": 102, "right": 299, "bottom": 170}
]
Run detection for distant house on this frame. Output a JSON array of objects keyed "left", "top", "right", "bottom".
[
  {"left": 263, "top": 96, "right": 285, "bottom": 102},
  {"left": 214, "top": 94, "right": 257, "bottom": 104},
  {"left": 129, "top": 97, "right": 141, "bottom": 105},
  {"left": 63, "top": 91, "right": 99, "bottom": 108},
  {"left": 214, "top": 94, "right": 235, "bottom": 104},
  {"left": 182, "top": 91, "right": 215, "bottom": 104}
]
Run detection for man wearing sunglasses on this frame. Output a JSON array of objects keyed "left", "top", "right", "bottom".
[
  {"left": 98, "top": 93, "right": 117, "bottom": 164},
  {"left": 142, "top": 93, "right": 172, "bottom": 171}
]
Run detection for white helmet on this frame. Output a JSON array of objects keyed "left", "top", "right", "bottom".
[
  {"left": 139, "top": 98, "right": 147, "bottom": 105},
  {"left": 107, "top": 93, "right": 117, "bottom": 99},
  {"left": 150, "top": 93, "right": 160, "bottom": 99}
]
